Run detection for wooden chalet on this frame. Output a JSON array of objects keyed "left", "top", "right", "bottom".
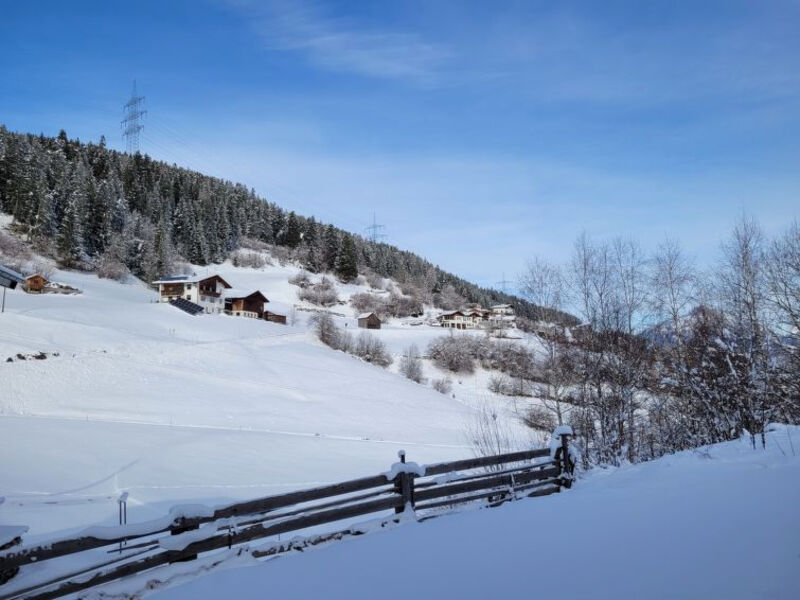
[
  {"left": 357, "top": 312, "right": 382, "bottom": 329},
  {"left": 224, "top": 290, "right": 268, "bottom": 319}
]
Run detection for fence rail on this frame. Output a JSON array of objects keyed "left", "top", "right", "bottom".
[{"left": 0, "top": 432, "right": 575, "bottom": 600}]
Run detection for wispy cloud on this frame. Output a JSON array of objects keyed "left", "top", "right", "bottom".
[{"left": 222, "top": 0, "right": 450, "bottom": 84}]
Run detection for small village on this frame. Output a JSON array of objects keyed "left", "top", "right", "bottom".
[{"left": 5, "top": 263, "right": 516, "bottom": 334}]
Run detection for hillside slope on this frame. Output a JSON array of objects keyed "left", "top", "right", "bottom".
[{"left": 0, "top": 249, "right": 536, "bottom": 537}]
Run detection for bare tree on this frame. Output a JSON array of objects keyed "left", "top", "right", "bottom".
[{"left": 519, "top": 256, "right": 571, "bottom": 424}]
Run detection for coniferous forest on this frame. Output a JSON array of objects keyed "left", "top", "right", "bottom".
[{"left": 0, "top": 126, "right": 569, "bottom": 322}]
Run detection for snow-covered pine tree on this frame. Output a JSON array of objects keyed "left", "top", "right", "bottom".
[{"left": 335, "top": 232, "right": 358, "bottom": 282}]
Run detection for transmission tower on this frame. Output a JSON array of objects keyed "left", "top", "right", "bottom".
[
  {"left": 121, "top": 80, "right": 146, "bottom": 154},
  {"left": 365, "top": 212, "right": 387, "bottom": 243},
  {"left": 496, "top": 272, "right": 512, "bottom": 294}
]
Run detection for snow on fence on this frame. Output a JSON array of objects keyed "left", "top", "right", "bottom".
[{"left": 0, "top": 432, "right": 575, "bottom": 600}]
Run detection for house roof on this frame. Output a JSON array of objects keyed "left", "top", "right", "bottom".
[
  {"left": 152, "top": 274, "right": 232, "bottom": 288},
  {"left": 438, "top": 310, "right": 464, "bottom": 318},
  {"left": 26, "top": 273, "right": 48, "bottom": 281},
  {"left": 225, "top": 289, "right": 268, "bottom": 302},
  {"left": 358, "top": 312, "right": 381, "bottom": 320},
  {"left": 491, "top": 304, "right": 512, "bottom": 309}
]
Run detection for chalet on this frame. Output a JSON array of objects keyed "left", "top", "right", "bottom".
[
  {"left": 358, "top": 312, "right": 382, "bottom": 329},
  {"left": 488, "top": 304, "right": 516, "bottom": 328},
  {"left": 224, "top": 290, "right": 268, "bottom": 319},
  {"left": 490, "top": 304, "right": 514, "bottom": 316},
  {"left": 264, "top": 311, "right": 287, "bottom": 325},
  {"left": 438, "top": 310, "right": 479, "bottom": 330},
  {"left": 152, "top": 274, "right": 232, "bottom": 314},
  {"left": 24, "top": 274, "right": 49, "bottom": 293}
]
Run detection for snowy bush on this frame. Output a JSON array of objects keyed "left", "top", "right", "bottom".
[
  {"left": 239, "top": 237, "right": 270, "bottom": 252},
  {"left": 231, "top": 250, "right": 267, "bottom": 269},
  {"left": 299, "top": 277, "right": 339, "bottom": 306},
  {"left": 432, "top": 377, "right": 452, "bottom": 394},
  {"left": 289, "top": 270, "right": 312, "bottom": 288},
  {"left": 96, "top": 255, "right": 129, "bottom": 281},
  {"left": 400, "top": 344, "right": 425, "bottom": 383},
  {"left": 353, "top": 332, "right": 392, "bottom": 367},
  {"left": 366, "top": 272, "right": 385, "bottom": 290},
  {"left": 310, "top": 313, "right": 341, "bottom": 348},
  {"left": 523, "top": 406, "right": 557, "bottom": 432},
  {"left": 350, "top": 292, "right": 387, "bottom": 317},
  {"left": 427, "top": 336, "right": 476, "bottom": 373}
]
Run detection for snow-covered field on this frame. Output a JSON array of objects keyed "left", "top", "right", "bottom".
[
  {"left": 0, "top": 247, "right": 535, "bottom": 539},
  {"left": 145, "top": 426, "right": 800, "bottom": 600}
]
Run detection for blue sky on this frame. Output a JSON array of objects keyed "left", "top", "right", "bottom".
[{"left": 3, "top": 0, "right": 798, "bottom": 289}]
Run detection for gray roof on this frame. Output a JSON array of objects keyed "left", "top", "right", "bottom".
[{"left": 0, "top": 265, "right": 25, "bottom": 288}]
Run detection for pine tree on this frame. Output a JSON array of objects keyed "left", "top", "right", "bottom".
[
  {"left": 57, "top": 193, "right": 84, "bottom": 268},
  {"left": 322, "top": 224, "right": 339, "bottom": 272},
  {"left": 335, "top": 232, "right": 358, "bottom": 282},
  {"left": 281, "top": 211, "right": 301, "bottom": 248}
]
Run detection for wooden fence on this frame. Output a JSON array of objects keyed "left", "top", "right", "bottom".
[{"left": 0, "top": 433, "right": 575, "bottom": 600}]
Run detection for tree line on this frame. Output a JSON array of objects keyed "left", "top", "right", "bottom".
[
  {"left": 518, "top": 221, "right": 799, "bottom": 465},
  {"left": 0, "top": 126, "right": 570, "bottom": 321}
]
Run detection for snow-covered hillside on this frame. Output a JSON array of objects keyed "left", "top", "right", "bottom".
[
  {"left": 0, "top": 236, "right": 539, "bottom": 539},
  {"left": 141, "top": 426, "right": 799, "bottom": 600}
]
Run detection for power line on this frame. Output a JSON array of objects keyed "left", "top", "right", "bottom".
[
  {"left": 496, "top": 272, "right": 512, "bottom": 294},
  {"left": 365, "top": 212, "right": 387, "bottom": 244},
  {"left": 121, "top": 80, "right": 146, "bottom": 154}
]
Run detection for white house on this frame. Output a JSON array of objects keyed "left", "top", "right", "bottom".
[
  {"left": 152, "top": 274, "right": 232, "bottom": 314},
  {"left": 488, "top": 304, "right": 516, "bottom": 328},
  {"left": 438, "top": 310, "right": 481, "bottom": 330}
]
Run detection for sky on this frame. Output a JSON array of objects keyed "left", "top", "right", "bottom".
[{"left": 2, "top": 0, "right": 799, "bottom": 290}]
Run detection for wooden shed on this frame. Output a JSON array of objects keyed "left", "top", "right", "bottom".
[
  {"left": 357, "top": 312, "right": 382, "bottom": 329},
  {"left": 25, "top": 274, "right": 49, "bottom": 293},
  {"left": 264, "top": 311, "right": 287, "bottom": 325}
]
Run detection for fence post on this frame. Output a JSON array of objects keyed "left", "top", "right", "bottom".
[
  {"left": 556, "top": 428, "right": 575, "bottom": 489},
  {"left": 393, "top": 450, "right": 416, "bottom": 514}
]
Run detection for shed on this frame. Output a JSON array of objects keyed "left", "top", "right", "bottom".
[
  {"left": 357, "top": 312, "right": 382, "bottom": 329},
  {"left": 25, "top": 274, "right": 49, "bottom": 293},
  {"left": 264, "top": 311, "right": 287, "bottom": 325}
]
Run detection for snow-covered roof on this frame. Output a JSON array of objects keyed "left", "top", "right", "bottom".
[
  {"left": 225, "top": 289, "right": 268, "bottom": 301},
  {"left": 358, "top": 312, "right": 380, "bottom": 320},
  {"left": 152, "top": 274, "right": 232, "bottom": 288}
]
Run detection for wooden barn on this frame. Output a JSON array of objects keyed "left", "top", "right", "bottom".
[
  {"left": 264, "top": 311, "right": 287, "bottom": 325},
  {"left": 224, "top": 290, "right": 268, "bottom": 319},
  {"left": 25, "top": 274, "right": 49, "bottom": 293},
  {"left": 357, "top": 312, "right": 382, "bottom": 329}
]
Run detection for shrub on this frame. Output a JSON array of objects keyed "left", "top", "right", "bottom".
[
  {"left": 366, "top": 272, "right": 385, "bottom": 290},
  {"left": 239, "top": 237, "right": 270, "bottom": 252},
  {"left": 309, "top": 313, "right": 341, "bottom": 349},
  {"left": 350, "top": 292, "right": 387, "bottom": 317},
  {"left": 289, "top": 270, "right": 312, "bottom": 287},
  {"left": 231, "top": 250, "right": 267, "bottom": 269},
  {"left": 523, "top": 406, "right": 557, "bottom": 432},
  {"left": 432, "top": 377, "right": 453, "bottom": 394},
  {"left": 400, "top": 344, "right": 425, "bottom": 383},
  {"left": 427, "top": 336, "right": 476, "bottom": 373},
  {"left": 96, "top": 255, "right": 129, "bottom": 281},
  {"left": 299, "top": 277, "right": 339, "bottom": 306},
  {"left": 353, "top": 332, "right": 392, "bottom": 367}
]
